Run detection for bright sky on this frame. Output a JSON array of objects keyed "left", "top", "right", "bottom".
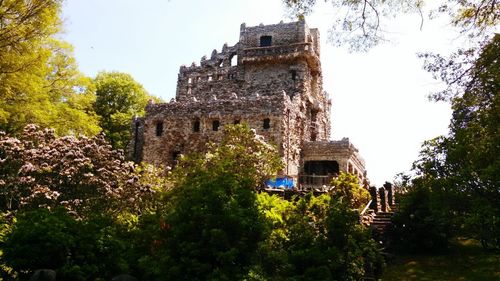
[{"left": 61, "top": 0, "right": 462, "bottom": 186}]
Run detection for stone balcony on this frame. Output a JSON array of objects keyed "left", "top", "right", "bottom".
[{"left": 241, "top": 42, "right": 320, "bottom": 71}]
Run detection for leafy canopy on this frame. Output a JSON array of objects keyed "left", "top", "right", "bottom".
[
  {"left": 139, "top": 124, "right": 282, "bottom": 280},
  {"left": 93, "top": 71, "right": 160, "bottom": 150},
  {"left": 283, "top": 0, "right": 499, "bottom": 51},
  {"left": 0, "top": 0, "right": 100, "bottom": 136}
]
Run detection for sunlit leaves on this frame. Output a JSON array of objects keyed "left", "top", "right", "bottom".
[{"left": 93, "top": 71, "right": 160, "bottom": 150}]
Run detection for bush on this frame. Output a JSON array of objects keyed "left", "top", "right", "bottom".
[
  {"left": 255, "top": 193, "right": 384, "bottom": 281},
  {"left": 2, "top": 208, "right": 134, "bottom": 280},
  {"left": 388, "top": 186, "right": 452, "bottom": 253}
]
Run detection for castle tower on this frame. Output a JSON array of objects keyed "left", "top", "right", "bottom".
[{"left": 130, "top": 20, "right": 366, "bottom": 185}]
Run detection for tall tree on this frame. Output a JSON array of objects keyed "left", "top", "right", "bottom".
[
  {"left": 93, "top": 71, "right": 159, "bottom": 150},
  {"left": 0, "top": 0, "right": 100, "bottom": 136}
]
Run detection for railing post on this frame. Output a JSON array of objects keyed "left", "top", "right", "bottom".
[
  {"left": 379, "top": 187, "right": 387, "bottom": 212},
  {"left": 384, "top": 182, "right": 395, "bottom": 207},
  {"left": 369, "top": 186, "right": 378, "bottom": 213}
]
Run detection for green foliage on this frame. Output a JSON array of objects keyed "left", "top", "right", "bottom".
[
  {"left": 93, "top": 71, "right": 160, "bottom": 150},
  {"left": 151, "top": 173, "right": 266, "bottom": 281},
  {"left": 2, "top": 208, "right": 77, "bottom": 279},
  {"left": 0, "top": 1, "right": 100, "bottom": 136},
  {"left": 283, "top": 0, "right": 498, "bottom": 51},
  {"left": 138, "top": 124, "right": 281, "bottom": 280},
  {"left": 255, "top": 193, "right": 384, "bottom": 281},
  {"left": 2, "top": 208, "right": 135, "bottom": 280},
  {"left": 171, "top": 124, "right": 284, "bottom": 189},
  {"left": 0, "top": 0, "right": 62, "bottom": 75},
  {"left": 404, "top": 35, "right": 500, "bottom": 250},
  {"left": 382, "top": 238, "right": 500, "bottom": 281},
  {"left": 330, "top": 172, "right": 370, "bottom": 209},
  {"left": 388, "top": 185, "right": 452, "bottom": 253}
]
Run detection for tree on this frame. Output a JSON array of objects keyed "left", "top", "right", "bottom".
[
  {"left": 93, "top": 71, "right": 160, "bottom": 150},
  {"left": 0, "top": 0, "right": 62, "bottom": 75},
  {"left": 330, "top": 172, "right": 370, "bottom": 209},
  {"left": 283, "top": 0, "right": 499, "bottom": 51},
  {"left": 139, "top": 124, "right": 282, "bottom": 280},
  {"left": 170, "top": 124, "right": 284, "bottom": 188},
  {"left": 0, "top": 1, "right": 100, "bottom": 136},
  {"left": 255, "top": 193, "right": 384, "bottom": 280},
  {"left": 2, "top": 207, "right": 137, "bottom": 280},
  {"left": 412, "top": 35, "right": 499, "bottom": 249}
]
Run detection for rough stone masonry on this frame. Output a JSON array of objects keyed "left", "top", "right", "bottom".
[{"left": 129, "top": 20, "right": 368, "bottom": 188}]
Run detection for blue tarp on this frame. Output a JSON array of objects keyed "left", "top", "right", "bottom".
[{"left": 265, "top": 177, "right": 294, "bottom": 189}]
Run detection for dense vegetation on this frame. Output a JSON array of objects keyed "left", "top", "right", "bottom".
[
  {"left": 286, "top": 0, "right": 499, "bottom": 273},
  {"left": 0, "top": 124, "right": 383, "bottom": 280},
  {"left": 0, "top": 0, "right": 497, "bottom": 280},
  {"left": 0, "top": 0, "right": 158, "bottom": 148}
]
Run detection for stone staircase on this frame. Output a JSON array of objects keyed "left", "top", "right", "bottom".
[
  {"left": 370, "top": 211, "right": 394, "bottom": 235},
  {"left": 369, "top": 204, "right": 397, "bottom": 248}
]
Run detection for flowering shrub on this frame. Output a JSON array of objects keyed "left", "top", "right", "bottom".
[{"left": 0, "top": 124, "right": 158, "bottom": 217}]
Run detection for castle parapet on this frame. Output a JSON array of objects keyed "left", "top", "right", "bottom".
[{"left": 241, "top": 42, "right": 320, "bottom": 72}]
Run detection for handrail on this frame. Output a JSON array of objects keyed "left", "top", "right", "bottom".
[{"left": 360, "top": 199, "right": 373, "bottom": 216}]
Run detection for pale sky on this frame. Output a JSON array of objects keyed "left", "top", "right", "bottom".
[{"left": 61, "top": 0, "right": 462, "bottom": 186}]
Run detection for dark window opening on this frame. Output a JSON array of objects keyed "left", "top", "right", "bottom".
[
  {"left": 304, "top": 161, "right": 340, "bottom": 176},
  {"left": 260, "top": 35, "right": 272, "bottom": 47},
  {"left": 310, "top": 130, "right": 317, "bottom": 141},
  {"left": 193, "top": 120, "right": 200, "bottom": 132},
  {"left": 263, "top": 118, "right": 271, "bottom": 129},
  {"left": 155, "top": 122, "right": 163, "bottom": 137},
  {"left": 212, "top": 120, "right": 220, "bottom": 131},
  {"left": 233, "top": 119, "right": 240, "bottom": 125},
  {"left": 291, "top": 70, "right": 297, "bottom": 81},
  {"left": 172, "top": 151, "right": 181, "bottom": 161}
]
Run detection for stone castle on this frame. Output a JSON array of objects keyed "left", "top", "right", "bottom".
[{"left": 130, "top": 20, "right": 368, "bottom": 188}]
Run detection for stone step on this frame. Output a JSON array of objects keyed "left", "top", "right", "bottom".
[
  {"left": 376, "top": 212, "right": 394, "bottom": 216},
  {"left": 373, "top": 219, "right": 391, "bottom": 223},
  {"left": 372, "top": 222, "right": 391, "bottom": 226},
  {"left": 375, "top": 216, "right": 393, "bottom": 220}
]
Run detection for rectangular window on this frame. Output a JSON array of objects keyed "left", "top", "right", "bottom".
[
  {"left": 193, "top": 120, "right": 200, "bottom": 132},
  {"left": 156, "top": 122, "right": 163, "bottom": 136},
  {"left": 212, "top": 120, "right": 220, "bottom": 131},
  {"left": 260, "top": 36, "right": 272, "bottom": 47},
  {"left": 263, "top": 118, "right": 270, "bottom": 129}
]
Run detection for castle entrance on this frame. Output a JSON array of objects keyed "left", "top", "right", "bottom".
[{"left": 300, "top": 160, "right": 339, "bottom": 188}]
